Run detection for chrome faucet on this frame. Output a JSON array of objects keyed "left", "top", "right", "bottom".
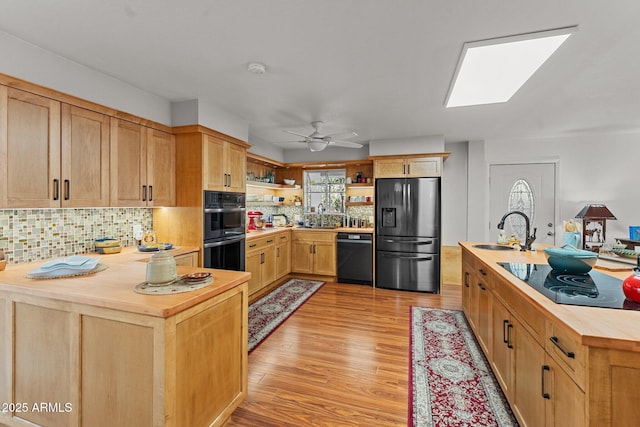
[
  {"left": 317, "top": 203, "right": 325, "bottom": 227},
  {"left": 497, "top": 211, "right": 537, "bottom": 251}
]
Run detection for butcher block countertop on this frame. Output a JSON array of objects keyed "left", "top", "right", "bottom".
[
  {"left": 461, "top": 242, "right": 640, "bottom": 352},
  {"left": 0, "top": 247, "right": 251, "bottom": 318}
]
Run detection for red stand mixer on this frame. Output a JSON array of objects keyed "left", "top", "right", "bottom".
[{"left": 247, "top": 211, "right": 264, "bottom": 231}]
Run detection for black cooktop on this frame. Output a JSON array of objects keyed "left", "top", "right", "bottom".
[{"left": 498, "top": 262, "right": 640, "bottom": 311}]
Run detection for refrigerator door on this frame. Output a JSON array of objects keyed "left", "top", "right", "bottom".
[
  {"left": 375, "top": 251, "right": 440, "bottom": 292},
  {"left": 375, "top": 178, "right": 406, "bottom": 237},
  {"left": 405, "top": 177, "right": 440, "bottom": 237}
]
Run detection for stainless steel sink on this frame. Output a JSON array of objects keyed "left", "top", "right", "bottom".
[
  {"left": 299, "top": 225, "right": 337, "bottom": 229},
  {"left": 472, "top": 244, "right": 516, "bottom": 251}
]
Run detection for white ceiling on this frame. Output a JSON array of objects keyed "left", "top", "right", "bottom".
[{"left": 1, "top": 0, "right": 639, "bottom": 149}]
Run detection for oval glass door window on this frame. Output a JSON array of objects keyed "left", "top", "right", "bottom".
[{"left": 507, "top": 179, "right": 535, "bottom": 239}]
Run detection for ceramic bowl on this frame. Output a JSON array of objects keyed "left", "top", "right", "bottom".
[
  {"left": 544, "top": 245, "right": 598, "bottom": 274},
  {"left": 284, "top": 179, "right": 295, "bottom": 185}
]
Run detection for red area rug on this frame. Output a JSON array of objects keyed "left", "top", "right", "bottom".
[
  {"left": 410, "top": 307, "right": 518, "bottom": 426},
  {"left": 248, "top": 279, "right": 324, "bottom": 353}
]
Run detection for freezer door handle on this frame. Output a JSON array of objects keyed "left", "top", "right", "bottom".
[
  {"left": 380, "top": 253, "right": 433, "bottom": 261},
  {"left": 382, "top": 239, "right": 433, "bottom": 245}
]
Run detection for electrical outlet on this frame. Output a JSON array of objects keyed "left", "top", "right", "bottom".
[{"left": 132, "top": 224, "right": 143, "bottom": 241}]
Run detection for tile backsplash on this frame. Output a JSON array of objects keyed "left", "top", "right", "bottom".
[{"left": 0, "top": 208, "right": 153, "bottom": 264}]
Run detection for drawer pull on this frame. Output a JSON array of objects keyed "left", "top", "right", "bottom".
[
  {"left": 549, "top": 336, "right": 575, "bottom": 359},
  {"left": 249, "top": 243, "right": 257, "bottom": 248},
  {"left": 503, "top": 320, "right": 509, "bottom": 344},
  {"left": 541, "top": 365, "right": 551, "bottom": 399},
  {"left": 267, "top": 239, "right": 274, "bottom": 243},
  {"left": 478, "top": 268, "right": 487, "bottom": 276},
  {"left": 464, "top": 272, "right": 470, "bottom": 288}
]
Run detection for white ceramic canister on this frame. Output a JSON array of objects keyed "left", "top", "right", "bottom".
[{"left": 146, "top": 249, "right": 177, "bottom": 285}]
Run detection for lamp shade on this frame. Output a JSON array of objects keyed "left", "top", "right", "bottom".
[
  {"left": 307, "top": 140, "right": 328, "bottom": 152},
  {"left": 575, "top": 204, "right": 616, "bottom": 220}
]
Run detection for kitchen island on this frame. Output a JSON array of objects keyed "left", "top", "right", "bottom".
[
  {"left": 0, "top": 248, "right": 250, "bottom": 427},
  {"left": 460, "top": 242, "right": 640, "bottom": 427}
]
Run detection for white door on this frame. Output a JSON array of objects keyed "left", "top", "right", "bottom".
[{"left": 489, "top": 163, "right": 556, "bottom": 246}]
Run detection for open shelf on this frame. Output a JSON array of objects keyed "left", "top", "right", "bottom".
[
  {"left": 246, "top": 182, "right": 300, "bottom": 190},
  {"left": 346, "top": 183, "right": 373, "bottom": 188},
  {"left": 345, "top": 202, "right": 374, "bottom": 206}
]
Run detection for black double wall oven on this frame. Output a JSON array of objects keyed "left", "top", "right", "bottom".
[{"left": 203, "top": 191, "right": 245, "bottom": 271}]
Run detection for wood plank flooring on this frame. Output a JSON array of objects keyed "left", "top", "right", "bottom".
[{"left": 226, "top": 282, "right": 462, "bottom": 427}]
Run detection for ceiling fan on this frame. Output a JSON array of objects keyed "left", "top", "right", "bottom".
[{"left": 283, "top": 121, "right": 362, "bottom": 152}]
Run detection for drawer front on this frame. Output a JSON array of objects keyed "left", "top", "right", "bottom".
[
  {"left": 276, "top": 232, "right": 290, "bottom": 243},
  {"left": 493, "top": 276, "right": 544, "bottom": 344},
  {"left": 292, "top": 231, "right": 335, "bottom": 242},
  {"left": 246, "top": 236, "right": 276, "bottom": 252},
  {"left": 546, "top": 320, "right": 586, "bottom": 390}
]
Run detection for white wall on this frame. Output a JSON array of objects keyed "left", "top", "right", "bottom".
[
  {"left": 467, "top": 140, "right": 487, "bottom": 242},
  {"left": 442, "top": 142, "right": 468, "bottom": 246},
  {"left": 0, "top": 30, "right": 171, "bottom": 124},
  {"left": 369, "top": 135, "right": 445, "bottom": 156},
  {"left": 474, "top": 132, "right": 640, "bottom": 242}
]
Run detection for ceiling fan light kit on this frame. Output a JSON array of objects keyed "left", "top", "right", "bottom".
[
  {"left": 247, "top": 62, "right": 267, "bottom": 74},
  {"left": 307, "top": 140, "right": 329, "bottom": 152}
]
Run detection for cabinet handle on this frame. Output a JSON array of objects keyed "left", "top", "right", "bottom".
[
  {"left": 249, "top": 243, "right": 257, "bottom": 248},
  {"left": 310, "top": 245, "right": 313, "bottom": 254},
  {"left": 503, "top": 320, "right": 509, "bottom": 344},
  {"left": 507, "top": 324, "right": 514, "bottom": 349},
  {"left": 464, "top": 272, "right": 470, "bottom": 288},
  {"left": 280, "top": 235, "right": 286, "bottom": 240},
  {"left": 549, "top": 336, "right": 576, "bottom": 359},
  {"left": 478, "top": 268, "right": 487, "bottom": 276},
  {"left": 477, "top": 282, "right": 485, "bottom": 291},
  {"left": 277, "top": 247, "right": 280, "bottom": 257},
  {"left": 407, "top": 164, "right": 410, "bottom": 175},
  {"left": 53, "top": 179, "right": 59, "bottom": 201},
  {"left": 541, "top": 365, "right": 551, "bottom": 399},
  {"left": 228, "top": 174, "right": 231, "bottom": 187},
  {"left": 149, "top": 185, "right": 153, "bottom": 201},
  {"left": 142, "top": 185, "right": 147, "bottom": 201},
  {"left": 267, "top": 239, "right": 273, "bottom": 243},
  {"left": 260, "top": 252, "right": 264, "bottom": 264},
  {"left": 64, "top": 179, "right": 70, "bottom": 200}
]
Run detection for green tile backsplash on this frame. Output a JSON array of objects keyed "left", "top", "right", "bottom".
[{"left": 0, "top": 208, "right": 153, "bottom": 264}]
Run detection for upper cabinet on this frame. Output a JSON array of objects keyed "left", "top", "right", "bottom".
[
  {"left": 110, "top": 118, "right": 175, "bottom": 207},
  {"left": 203, "top": 135, "right": 246, "bottom": 193},
  {"left": 371, "top": 154, "right": 449, "bottom": 178},
  {"left": 0, "top": 87, "right": 110, "bottom": 208}
]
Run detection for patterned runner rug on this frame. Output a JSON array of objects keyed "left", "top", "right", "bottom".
[
  {"left": 248, "top": 279, "right": 324, "bottom": 353},
  {"left": 410, "top": 307, "right": 518, "bottom": 426}
]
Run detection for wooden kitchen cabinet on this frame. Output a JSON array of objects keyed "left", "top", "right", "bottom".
[
  {"left": 461, "top": 256, "right": 492, "bottom": 356},
  {"left": 275, "top": 232, "right": 291, "bottom": 280},
  {"left": 246, "top": 235, "right": 277, "bottom": 295},
  {"left": 174, "top": 251, "right": 198, "bottom": 267},
  {"left": 110, "top": 118, "right": 175, "bottom": 207},
  {"left": 291, "top": 231, "right": 336, "bottom": 276},
  {"left": 372, "top": 154, "right": 444, "bottom": 178},
  {"left": 203, "top": 135, "right": 246, "bottom": 193},
  {"left": 0, "top": 87, "right": 112, "bottom": 208}
]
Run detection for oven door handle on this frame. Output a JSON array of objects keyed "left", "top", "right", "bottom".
[
  {"left": 204, "top": 207, "right": 246, "bottom": 213},
  {"left": 204, "top": 236, "right": 246, "bottom": 248}
]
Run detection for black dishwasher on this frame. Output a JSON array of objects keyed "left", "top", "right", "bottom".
[{"left": 337, "top": 232, "right": 373, "bottom": 285}]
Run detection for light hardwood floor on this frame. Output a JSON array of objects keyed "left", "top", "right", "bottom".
[{"left": 226, "top": 282, "right": 462, "bottom": 427}]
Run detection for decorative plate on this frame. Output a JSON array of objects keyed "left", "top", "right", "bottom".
[{"left": 26, "top": 263, "right": 108, "bottom": 279}]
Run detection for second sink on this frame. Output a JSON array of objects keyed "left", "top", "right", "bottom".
[{"left": 473, "top": 244, "right": 516, "bottom": 251}]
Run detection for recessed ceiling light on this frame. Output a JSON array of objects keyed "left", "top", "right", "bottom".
[
  {"left": 247, "top": 62, "right": 267, "bottom": 74},
  {"left": 445, "top": 26, "right": 577, "bottom": 108}
]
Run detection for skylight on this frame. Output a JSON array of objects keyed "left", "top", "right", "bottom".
[{"left": 445, "top": 26, "right": 577, "bottom": 108}]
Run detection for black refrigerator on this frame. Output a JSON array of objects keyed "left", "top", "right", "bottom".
[{"left": 375, "top": 177, "right": 441, "bottom": 293}]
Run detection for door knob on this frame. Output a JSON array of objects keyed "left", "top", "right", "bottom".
[{"left": 547, "top": 231, "right": 555, "bottom": 236}]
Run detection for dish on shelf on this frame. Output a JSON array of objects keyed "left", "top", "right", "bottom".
[
  {"left": 138, "top": 243, "right": 174, "bottom": 252},
  {"left": 27, "top": 256, "right": 102, "bottom": 278},
  {"left": 611, "top": 248, "right": 640, "bottom": 259},
  {"left": 284, "top": 179, "right": 295, "bottom": 185}
]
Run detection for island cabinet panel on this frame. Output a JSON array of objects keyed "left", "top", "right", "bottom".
[
  {"left": 81, "top": 316, "right": 154, "bottom": 427},
  {"left": 175, "top": 291, "right": 245, "bottom": 427},
  {"left": 13, "top": 303, "right": 77, "bottom": 427}
]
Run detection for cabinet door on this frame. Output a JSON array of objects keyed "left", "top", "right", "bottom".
[
  {"left": 226, "top": 142, "right": 246, "bottom": 193},
  {"left": 545, "top": 356, "right": 585, "bottom": 427},
  {"left": 276, "top": 241, "right": 291, "bottom": 279},
  {"left": 203, "top": 135, "right": 225, "bottom": 191},
  {"left": 313, "top": 241, "right": 336, "bottom": 276},
  {"left": 461, "top": 264, "right": 472, "bottom": 319},
  {"left": 291, "top": 241, "right": 314, "bottom": 274},
  {"left": 511, "top": 316, "right": 546, "bottom": 427},
  {"left": 467, "top": 274, "right": 479, "bottom": 331},
  {"left": 246, "top": 250, "right": 263, "bottom": 295},
  {"left": 261, "top": 245, "right": 277, "bottom": 287},
  {"left": 406, "top": 157, "right": 441, "bottom": 177},
  {"left": 373, "top": 158, "right": 406, "bottom": 178},
  {"left": 110, "top": 119, "right": 147, "bottom": 207},
  {"left": 61, "top": 104, "right": 110, "bottom": 207},
  {"left": 174, "top": 252, "right": 198, "bottom": 267},
  {"left": 477, "top": 280, "right": 492, "bottom": 357},
  {"left": 0, "top": 87, "right": 61, "bottom": 208},
  {"left": 491, "top": 297, "right": 513, "bottom": 400},
  {"left": 147, "top": 128, "right": 175, "bottom": 206}
]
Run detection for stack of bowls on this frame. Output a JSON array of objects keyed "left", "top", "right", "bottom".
[
  {"left": 543, "top": 244, "right": 598, "bottom": 274},
  {"left": 95, "top": 238, "right": 122, "bottom": 254}
]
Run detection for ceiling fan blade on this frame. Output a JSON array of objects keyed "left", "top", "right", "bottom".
[
  {"left": 283, "top": 130, "right": 310, "bottom": 138},
  {"left": 328, "top": 140, "right": 363, "bottom": 148},
  {"left": 324, "top": 131, "right": 358, "bottom": 140}
]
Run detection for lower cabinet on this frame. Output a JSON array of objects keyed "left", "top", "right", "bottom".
[
  {"left": 174, "top": 251, "right": 198, "bottom": 267},
  {"left": 291, "top": 231, "right": 336, "bottom": 276},
  {"left": 275, "top": 232, "right": 291, "bottom": 280},
  {"left": 246, "top": 230, "right": 291, "bottom": 296}
]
